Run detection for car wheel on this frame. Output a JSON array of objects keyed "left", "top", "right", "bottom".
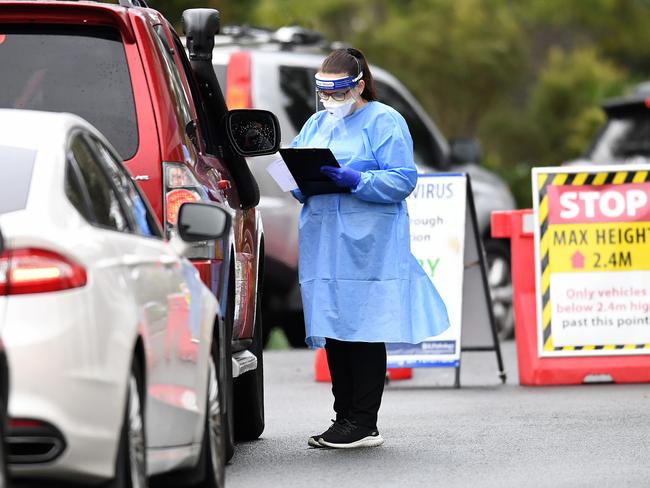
[
  {"left": 484, "top": 238, "right": 514, "bottom": 340},
  {"left": 233, "top": 284, "right": 265, "bottom": 441},
  {"left": 151, "top": 342, "right": 225, "bottom": 488},
  {"left": 204, "top": 346, "right": 226, "bottom": 487},
  {"left": 110, "top": 359, "right": 146, "bottom": 488}
]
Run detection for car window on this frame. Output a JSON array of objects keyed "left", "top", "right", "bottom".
[
  {"left": 65, "top": 159, "right": 94, "bottom": 222},
  {"left": 172, "top": 33, "right": 210, "bottom": 152},
  {"left": 588, "top": 115, "right": 650, "bottom": 161},
  {"left": 69, "top": 134, "right": 130, "bottom": 232},
  {"left": 279, "top": 65, "right": 318, "bottom": 135},
  {"left": 0, "top": 145, "right": 36, "bottom": 215},
  {"left": 152, "top": 26, "right": 193, "bottom": 128},
  {"left": 87, "top": 136, "right": 161, "bottom": 238},
  {"left": 0, "top": 25, "right": 138, "bottom": 159},
  {"left": 374, "top": 80, "right": 445, "bottom": 168}
]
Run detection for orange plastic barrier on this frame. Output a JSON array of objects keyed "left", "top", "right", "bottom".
[
  {"left": 314, "top": 348, "right": 412, "bottom": 382},
  {"left": 491, "top": 209, "right": 650, "bottom": 385}
]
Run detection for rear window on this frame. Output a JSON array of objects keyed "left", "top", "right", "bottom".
[
  {"left": 279, "top": 65, "right": 318, "bottom": 135},
  {"left": 0, "top": 146, "right": 36, "bottom": 214},
  {"left": 0, "top": 24, "right": 138, "bottom": 159}
]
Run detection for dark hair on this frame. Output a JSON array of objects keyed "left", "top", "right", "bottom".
[{"left": 320, "top": 48, "right": 378, "bottom": 101}]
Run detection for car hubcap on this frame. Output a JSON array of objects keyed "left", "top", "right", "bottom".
[
  {"left": 488, "top": 254, "right": 514, "bottom": 338},
  {"left": 208, "top": 358, "right": 224, "bottom": 483},
  {"left": 128, "top": 375, "right": 146, "bottom": 488}
]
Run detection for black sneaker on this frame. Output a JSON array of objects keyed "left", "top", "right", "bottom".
[
  {"left": 308, "top": 419, "right": 342, "bottom": 448},
  {"left": 318, "top": 419, "right": 384, "bottom": 449}
]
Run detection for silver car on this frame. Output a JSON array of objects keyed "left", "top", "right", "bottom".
[{"left": 209, "top": 26, "right": 517, "bottom": 342}]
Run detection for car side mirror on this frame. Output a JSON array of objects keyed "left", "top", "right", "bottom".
[
  {"left": 449, "top": 138, "right": 482, "bottom": 165},
  {"left": 177, "top": 202, "right": 231, "bottom": 242},
  {"left": 225, "top": 109, "right": 281, "bottom": 157}
]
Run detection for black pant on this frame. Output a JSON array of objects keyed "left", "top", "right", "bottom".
[{"left": 324, "top": 338, "right": 387, "bottom": 430}]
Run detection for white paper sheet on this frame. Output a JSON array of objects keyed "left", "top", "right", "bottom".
[{"left": 266, "top": 157, "right": 298, "bottom": 192}]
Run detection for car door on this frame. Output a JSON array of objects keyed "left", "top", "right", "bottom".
[{"left": 84, "top": 134, "right": 206, "bottom": 448}]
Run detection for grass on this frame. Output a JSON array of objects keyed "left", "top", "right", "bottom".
[{"left": 266, "top": 327, "right": 291, "bottom": 350}]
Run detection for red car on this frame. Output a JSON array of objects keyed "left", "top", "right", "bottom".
[{"left": 0, "top": 0, "right": 277, "bottom": 475}]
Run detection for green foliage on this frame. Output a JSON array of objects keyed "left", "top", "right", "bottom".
[
  {"left": 146, "top": 0, "right": 259, "bottom": 27},
  {"left": 528, "top": 47, "right": 625, "bottom": 165},
  {"left": 359, "top": 0, "right": 526, "bottom": 137}
]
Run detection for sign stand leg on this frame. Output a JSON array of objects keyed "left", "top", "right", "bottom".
[
  {"left": 454, "top": 363, "right": 461, "bottom": 389},
  {"left": 465, "top": 175, "right": 507, "bottom": 384}
]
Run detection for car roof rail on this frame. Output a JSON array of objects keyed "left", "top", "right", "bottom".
[
  {"left": 118, "top": 0, "right": 149, "bottom": 8},
  {"left": 217, "top": 24, "right": 347, "bottom": 52}
]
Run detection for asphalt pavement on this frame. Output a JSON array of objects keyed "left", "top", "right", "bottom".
[{"left": 227, "top": 340, "right": 649, "bottom": 488}]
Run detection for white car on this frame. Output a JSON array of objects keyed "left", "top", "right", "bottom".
[{"left": 0, "top": 109, "right": 230, "bottom": 487}]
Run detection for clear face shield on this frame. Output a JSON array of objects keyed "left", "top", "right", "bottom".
[{"left": 313, "top": 71, "right": 364, "bottom": 139}]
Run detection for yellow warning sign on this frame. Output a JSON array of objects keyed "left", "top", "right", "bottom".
[{"left": 532, "top": 166, "right": 650, "bottom": 357}]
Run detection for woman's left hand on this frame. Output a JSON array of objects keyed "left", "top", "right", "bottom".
[{"left": 321, "top": 166, "right": 362, "bottom": 189}]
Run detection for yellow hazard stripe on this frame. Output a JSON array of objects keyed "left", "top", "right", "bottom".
[
  {"left": 572, "top": 173, "right": 589, "bottom": 185},
  {"left": 633, "top": 170, "right": 649, "bottom": 183},
  {"left": 539, "top": 194, "right": 548, "bottom": 225},
  {"left": 592, "top": 172, "right": 608, "bottom": 185},
  {"left": 537, "top": 173, "right": 548, "bottom": 191}
]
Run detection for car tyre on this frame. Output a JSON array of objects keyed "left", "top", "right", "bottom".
[
  {"left": 203, "top": 344, "right": 226, "bottom": 487},
  {"left": 110, "top": 359, "right": 146, "bottom": 488},
  {"left": 484, "top": 238, "right": 514, "bottom": 340},
  {"left": 233, "top": 283, "right": 265, "bottom": 441}
]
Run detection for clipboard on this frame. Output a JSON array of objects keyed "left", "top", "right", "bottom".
[{"left": 278, "top": 148, "right": 351, "bottom": 197}]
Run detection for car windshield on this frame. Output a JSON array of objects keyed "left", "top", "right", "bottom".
[
  {"left": 588, "top": 115, "right": 650, "bottom": 162},
  {"left": 0, "top": 146, "right": 36, "bottom": 214},
  {"left": 0, "top": 24, "right": 138, "bottom": 159}
]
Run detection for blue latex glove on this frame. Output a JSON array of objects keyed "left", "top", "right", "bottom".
[
  {"left": 133, "top": 195, "right": 153, "bottom": 236},
  {"left": 291, "top": 188, "right": 306, "bottom": 203},
  {"left": 320, "top": 166, "right": 362, "bottom": 189}
]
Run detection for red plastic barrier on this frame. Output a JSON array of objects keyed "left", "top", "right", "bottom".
[
  {"left": 492, "top": 209, "right": 650, "bottom": 385},
  {"left": 314, "top": 348, "right": 412, "bottom": 382}
]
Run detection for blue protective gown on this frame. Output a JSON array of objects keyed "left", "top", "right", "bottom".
[{"left": 291, "top": 101, "right": 450, "bottom": 348}]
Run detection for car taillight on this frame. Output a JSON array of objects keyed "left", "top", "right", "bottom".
[
  {"left": 0, "top": 252, "right": 7, "bottom": 295},
  {"left": 0, "top": 249, "right": 87, "bottom": 296},
  {"left": 166, "top": 189, "right": 200, "bottom": 226},
  {"left": 164, "top": 163, "right": 203, "bottom": 229},
  {"left": 226, "top": 51, "right": 252, "bottom": 109},
  {"left": 163, "top": 162, "right": 215, "bottom": 260}
]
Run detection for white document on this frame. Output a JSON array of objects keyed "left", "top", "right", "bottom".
[{"left": 266, "top": 157, "right": 298, "bottom": 192}]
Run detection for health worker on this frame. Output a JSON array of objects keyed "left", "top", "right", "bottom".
[{"left": 290, "top": 48, "right": 450, "bottom": 449}]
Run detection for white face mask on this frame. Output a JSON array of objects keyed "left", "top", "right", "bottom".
[{"left": 322, "top": 97, "right": 356, "bottom": 120}]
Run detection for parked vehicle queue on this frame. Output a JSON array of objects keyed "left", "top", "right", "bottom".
[{"left": 0, "top": 1, "right": 281, "bottom": 480}]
